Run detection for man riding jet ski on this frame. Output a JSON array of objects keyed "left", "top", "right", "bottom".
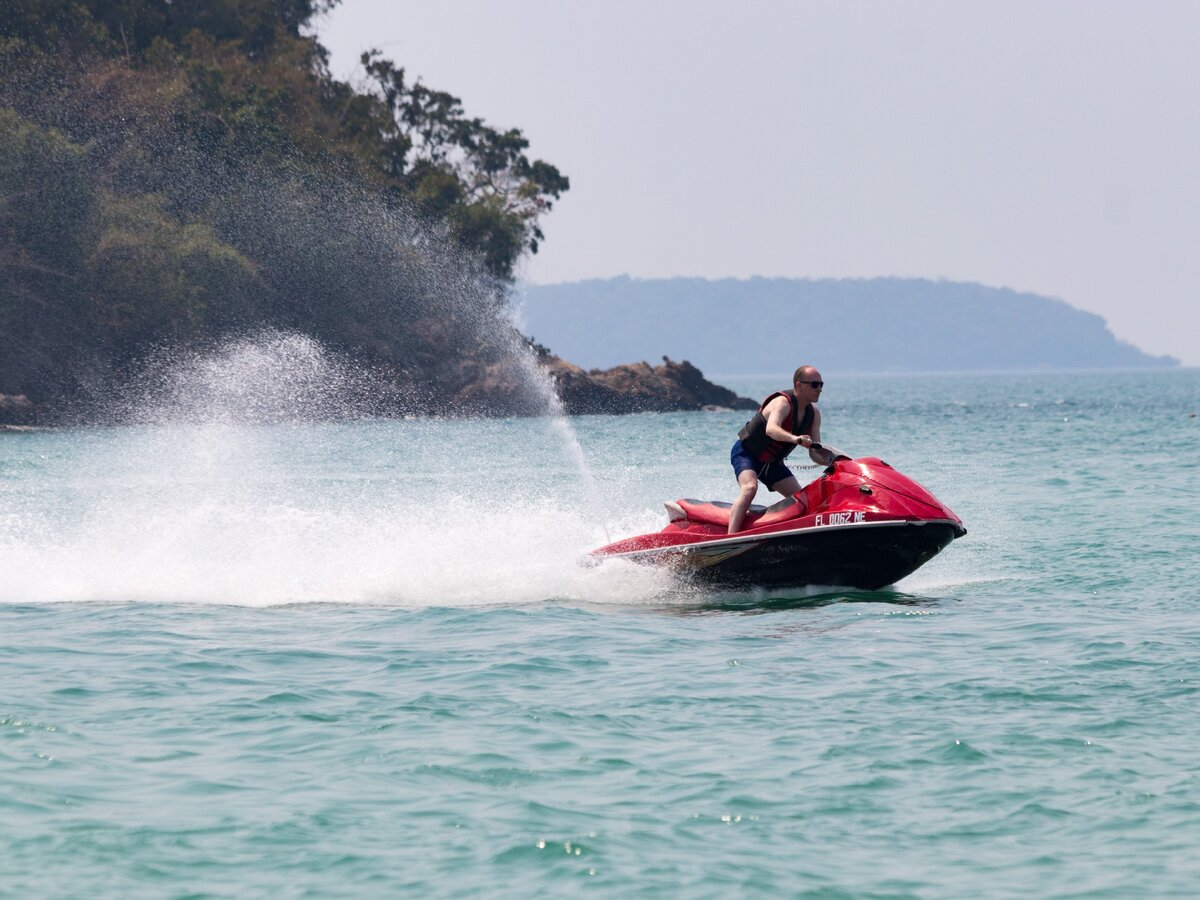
[
  {"left": 593, "top": 365, "right": 964, "bottom": 590},
  {"left": 726, "top": 365, "right": 828, "bottom": 533}
]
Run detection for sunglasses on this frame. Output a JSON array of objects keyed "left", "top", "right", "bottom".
[{"left": 798, "top": 380, "right": 824, "bottom": 389}]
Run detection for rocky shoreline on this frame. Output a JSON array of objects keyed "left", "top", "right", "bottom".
[
  {"left": 542, "top": 354, "right": 756, "bottom": 415},
  {"left": 0, "top": 356, "right": 755, "bottom": 427}
]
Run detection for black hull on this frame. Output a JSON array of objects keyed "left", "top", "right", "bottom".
[{"left": 651, "top": 522, "right": 963, "bottom": 591}]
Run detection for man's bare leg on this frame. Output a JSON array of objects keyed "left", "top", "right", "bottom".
[
  {"left": 728, "top": 469, "right": 759, "bottom": 534},
  {"left": 768, "top": 475, "right": 807, "bottom": 516},
  {"left": 769, "top": 476, "right": 802, "bottom": 497}
]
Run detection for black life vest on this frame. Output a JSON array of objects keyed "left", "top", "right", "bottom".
[{"left": 737, "top": 390, "right": 814, "bottom": 464}]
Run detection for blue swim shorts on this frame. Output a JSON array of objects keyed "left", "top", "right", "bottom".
[{"left": 730, "top": 439, "right": 795, "bottom": 490}]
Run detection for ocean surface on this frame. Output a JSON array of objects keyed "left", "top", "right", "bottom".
[{"left": 2, "top": 366, "right": 1198, "bottom": 897}]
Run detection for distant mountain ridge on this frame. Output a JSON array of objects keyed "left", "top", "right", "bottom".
[{"left": 518, "top": 277, "right": 1179, "bottom": 374}]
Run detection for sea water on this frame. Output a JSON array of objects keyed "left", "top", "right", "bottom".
[{"left": 1, "top": 369, "right": 1198, "bottom": 896}]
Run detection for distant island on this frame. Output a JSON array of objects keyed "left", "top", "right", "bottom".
[{"left": 520, "top": 276, "right": 1180, "bottom": 374}]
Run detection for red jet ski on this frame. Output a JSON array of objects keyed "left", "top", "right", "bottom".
[{"left": 592, "top": 445, "right": 965, "bottom": 590}]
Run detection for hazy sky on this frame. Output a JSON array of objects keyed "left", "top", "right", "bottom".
[{"left": 316, "top": 1, "right": 1199, "bottom": 365}]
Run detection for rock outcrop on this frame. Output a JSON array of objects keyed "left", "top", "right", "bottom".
[
  {"left": 541, "top": 354, "right": 756, "bottom": 415},
  {"left": 0, "top": 394, "right": 38, "bottom": 427}
]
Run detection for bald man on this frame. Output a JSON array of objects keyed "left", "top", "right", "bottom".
[{"left": 727, "top": 365, "right": 826, "bottom": 534}]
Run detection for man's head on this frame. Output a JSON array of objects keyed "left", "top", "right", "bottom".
[{"left": 792, "top": 365, "right": 824, "bottom": 402}]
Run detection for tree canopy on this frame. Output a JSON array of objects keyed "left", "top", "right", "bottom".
[
  {"left": 0, "top": 0, "right": 566, "bottom": 277},
  {"left": 0, "top": 0, "right": 570, "bottom": 415}
]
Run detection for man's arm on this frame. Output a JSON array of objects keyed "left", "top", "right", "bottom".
[
  {"left": 763, "top": 397, "right": 817, "bottom": 453},
  {"left": 807, "top": 407, "right": 824, "bottom": 464}
]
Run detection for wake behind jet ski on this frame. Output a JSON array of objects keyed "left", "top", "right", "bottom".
[{"left": 592, "top": 444, "right": 965, "bottom": 591}]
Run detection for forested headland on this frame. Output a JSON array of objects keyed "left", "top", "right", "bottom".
[{"left": 1, "top": 0, "right": 588, "bottom": 422}]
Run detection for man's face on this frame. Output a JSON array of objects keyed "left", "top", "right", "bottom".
[{"left": 795, "top": 370, "right": 824, "bottom": 402}]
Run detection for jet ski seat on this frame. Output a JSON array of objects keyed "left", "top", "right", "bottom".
[{"left": 665, "top": 495, "right": 803, "bottom": 530}]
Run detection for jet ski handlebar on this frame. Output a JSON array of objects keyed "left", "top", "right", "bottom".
[{"left": 808, "top": 441, "right": 850, "bottom": 468}]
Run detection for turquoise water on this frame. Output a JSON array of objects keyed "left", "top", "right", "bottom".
[{"left": 2, "top": 368, "right": 1198, "bottom": 896}]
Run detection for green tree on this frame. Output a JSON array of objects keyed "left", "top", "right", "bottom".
[
  {"left": 0, "top": 110, "right": 96, "bottom": 392},
  {"left": 0, "top": 1, "right": 342, "bottom": 56},
  {"left": 87, "top": 193, "right": 262, "bottom": 350},
  {"left": 360, "top": 51, "right": 569, "bottom": 276}
]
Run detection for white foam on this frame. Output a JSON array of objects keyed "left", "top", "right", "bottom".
[
  {"left": 0, "top": 442, "right": 672, "bottom": 607},
  {"left": 0, "top": 331, "right": 690, "bottom": 607}
]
